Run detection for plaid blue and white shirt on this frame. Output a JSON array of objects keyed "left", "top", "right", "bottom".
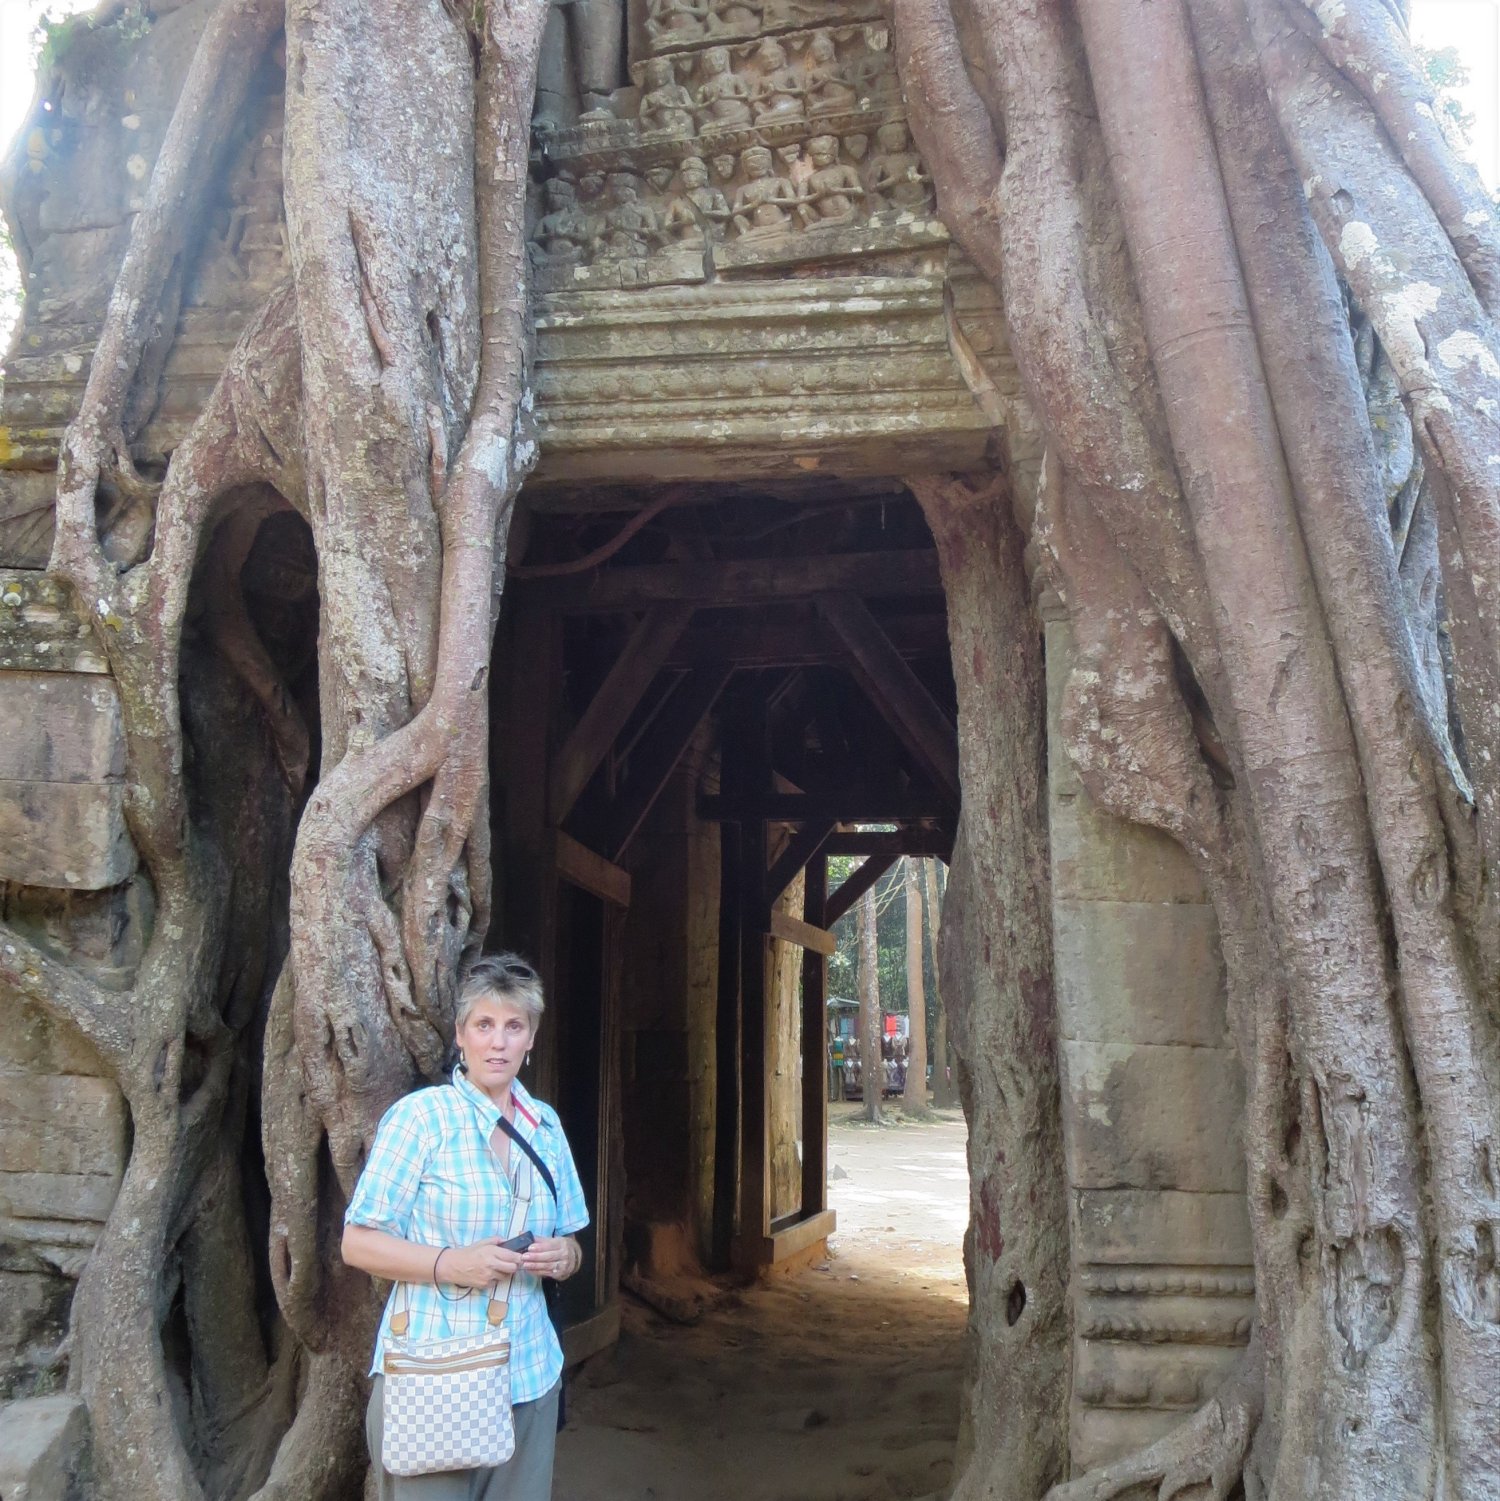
[{"left": 345, "top": 1071, "right": 590, "bottom": 1403}]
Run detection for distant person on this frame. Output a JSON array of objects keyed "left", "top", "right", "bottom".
[{"left": 343, "top": 954, "right": 590, "bottom": 1499}]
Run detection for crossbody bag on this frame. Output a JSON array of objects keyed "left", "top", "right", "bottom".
[{"left": 379, "top": 1147, "right": 534, "bottom": 1476}]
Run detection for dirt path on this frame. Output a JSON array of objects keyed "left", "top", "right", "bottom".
[{"left": 555, "top": 1110, "right": 969, "bottom": 1501}]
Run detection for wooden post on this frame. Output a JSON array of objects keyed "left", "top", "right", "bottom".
[
  {"left": 801, "top": 854, "right": 829, "bottom": 1218},
  {"left": 711, "top": 680, "right": 747, "bottom": 1270},
  {"left": 550, "top": 603, "right": 696, "bottom": 822},
  {"left": 736, "top": 680, "right": 771, "bottom": 1270}
]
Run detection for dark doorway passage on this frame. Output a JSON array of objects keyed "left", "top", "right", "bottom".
[
  {"left": 553, "top": 1109, "right": 969, "bottom": 1501},
  {"left": 489, "top": 479, "right": 964, "bottom": 1405}
]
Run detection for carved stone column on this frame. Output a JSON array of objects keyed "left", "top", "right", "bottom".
[{"left": 1045, "top": 608, "right": 1253, "bottom": 1470}]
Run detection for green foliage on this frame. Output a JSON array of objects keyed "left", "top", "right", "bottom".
[
  {"left": 1416, "top": 43, "right": 1477, "bottom": 149},
  {"left": 37, "top": 2, "right": 153, "bottom": 75},
  {"left": 826, "top": 856, "right": 940, "bottom": 1051}
]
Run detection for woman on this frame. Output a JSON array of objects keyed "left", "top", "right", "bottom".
[{"left": 343, "top": 953, "right": 590, "bottom": 1500}]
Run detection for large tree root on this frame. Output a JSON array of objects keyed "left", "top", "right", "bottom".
[{"left": 1046, "top": 1358, "right": 1261, "bottom": 1501}]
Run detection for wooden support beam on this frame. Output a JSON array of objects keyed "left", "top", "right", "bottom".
[
  {"left": 768, "top": 909, "right": 837, "bottom": 957},
  {"left": 765, "top": 820, "right": 835, "bottom": 903},
  {"left": 608, "top": 664, "right": 732, "bottom": 861},
  {"left": 711, "top": 679, "right": 750, "bottom": 1271},
  {"left": 664, "top": 613, "right": 950, "bottom": 670},
  {"left": 819, "top": 593, "right": 960, "bottom": 805},
  {"left": 825, "top": 854, "right": 899, "bottom": 927},
  {"left": 555, "top": 830, "right": 631, "bottom": 909},
  {"left": 736, "top": 683, "right": 772, "bottom": 1273},
  {"left": 550, "top": 603, "right": 696, "bottom": 821},
  {"left": 824, "top": 829, "right": 953, "bottom": 857},
  {"left": 515, "top": 550, "right": 942, "bottom": 612},
  {"left": 699, "top": 791, "right": 951, "bottom": 824},
  {"left": 801, "top": 856, "right": 829, "bottom": 1219}
]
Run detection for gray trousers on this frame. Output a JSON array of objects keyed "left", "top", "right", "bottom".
[{"left": 367, "top": 1376, "right": 561, "bottom": 1501}]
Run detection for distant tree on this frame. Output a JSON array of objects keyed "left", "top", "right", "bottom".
[
  {"left": 924, "top": 858, "right": 956, "bottom": 1107},
  {"left": 858, "top": 885, "right": 884, "bottom": 1124},
  {"left": 902, "top": 858, "right": 930, "bottom": 1114},
  {"left": 1415, "top": 43, "right": 1477, "bottom": 152}
]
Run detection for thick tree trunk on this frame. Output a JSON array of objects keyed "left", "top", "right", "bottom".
[
  {"left": 911, "top": 473, "right": 1069, "bottom": 1501},
  {"left": 924, "top": 858, "right": 956, "bottom": 1108}
]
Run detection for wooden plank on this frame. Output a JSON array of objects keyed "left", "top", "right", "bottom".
[
  {"left": 560, "top": 1300, "right": 621, "bottom": 1367},
  {"left": 608, "top": 664, "right": 732, "bottom": 861},
  {"left": 516, "top": 550, "right": 942, "bottom": 612},
  {"left": 763, "top": 1207, "right": 836, "bottom": 1265},
  {"left": 824, "top": 829, "right": 952, "bottom": 857},
  {"left": 825, "top": 854, "right": 899, "bottom": 928},
  {"left": 555, "top": 830, "right": 632, "bottom": 908},
  {"left": 550, "top": 603, "right": 696, "bottom": 821},
  {"left": 819, "top": 593, "right": 959, "bottom": 804},
  {"left": 663, "top": 613, "right": 950, "bottom": 670},
  {"left": 768, "top": 909, "right": 837, "bottom": 957},
  {"left": 765, "top": 820, "right": 834, "bottom": 903},
  {"left": 699, "top": 791, "right": 951, "bottom": 824},
  {"left": 0, "top": 779, "right": 138, "bottom": 890},
  {"left": 801, "top": 856, "right": 829, "bottom": 1218},
  {"left": 0, "top": 673, "right": 124, "bottom": 782}
]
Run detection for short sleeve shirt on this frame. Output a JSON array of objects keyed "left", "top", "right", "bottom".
[{"left": 344, "top": 1071, "right": 590, "bottom": 1402}]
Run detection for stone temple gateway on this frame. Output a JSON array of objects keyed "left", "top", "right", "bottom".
[{"left": 2, "top": 0, "right": 1245, "bottom": 1488}]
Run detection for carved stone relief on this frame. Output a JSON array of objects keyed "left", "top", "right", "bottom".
[{"left": 529, "top": 23, "right": 935, "bottom": 289}]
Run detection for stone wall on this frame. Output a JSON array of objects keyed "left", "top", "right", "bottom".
[
  {"left": 0, "top": 592, "right": 138, "bottom": 1398},
  {"left": 1046, "top": 614, "right": 1253, "bottom": 1470}
]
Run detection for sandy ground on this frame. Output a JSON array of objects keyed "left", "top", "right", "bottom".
[{"left": 554, "top": 1107, "right": 970, "bottom": 1501}]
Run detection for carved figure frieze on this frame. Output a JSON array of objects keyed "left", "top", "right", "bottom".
[
  {"left": 639, "top": 56, "right": 699, "bottom": 135},
  {"left": 695, "top": 45, "right": 755, "bottom": 127},
  {"left": 533, "top": 25, "right": 901, "bottom": 162},
  {"left": 863, "top": 121, "right": 932, "bottom": 215},
  {"left": 662, "top": 156, "right": 732, "bottom": 246},
  {"left": 730, "top": 145, "right": 799, "bottom": 240},
  {"left": 802, "top": 30, "right": 858, "bottom": 113},
  {"left": 640, "top": 0, "right": 884, "bottom": 54},
  {"left": 749, "top": 39, "right": 805, "bottom": 124},
  {"left": 528, "top": 22, "right": 939, "bottom": 284},
  {"left": 795, "top": 134, "right": 863, "bottom": 227},
  {"left": 646, "top": 0, "right": 711, "bottom": 49},
  {"left": 598, "top": 171, "right": 662, "bottom": 258}
]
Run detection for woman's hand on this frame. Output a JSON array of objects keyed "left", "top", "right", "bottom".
[
  {"left": 520, "top": 1236, "right": 582, "bottom": 1281},
  {"left": 437, "top": 1238, "right": 528, "bottom": 1290}
]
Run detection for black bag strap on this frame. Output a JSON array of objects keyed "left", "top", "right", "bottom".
[{"left": 498, "top": 1115, "right": 557, "bottom": 1202}]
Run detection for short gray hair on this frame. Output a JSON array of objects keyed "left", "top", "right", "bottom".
[{"left": 456, "top": 952, "right": 545, "bottom": 1031}]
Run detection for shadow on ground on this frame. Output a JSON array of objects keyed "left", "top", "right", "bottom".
[{"left": 555, "top": 1113, "right": 969, "bottom": 1501}]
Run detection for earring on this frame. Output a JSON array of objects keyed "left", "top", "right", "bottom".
[
  {"left": 525, "top": 1051, "right": 532, "bottom": 1067},
  {"left": 458, "top": 1050, "right": 468, "bottom": 1073}
]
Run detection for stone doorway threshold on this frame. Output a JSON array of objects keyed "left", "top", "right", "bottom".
[{"left": 555, "top": 1112, "right": 968, "bottom": 1501}]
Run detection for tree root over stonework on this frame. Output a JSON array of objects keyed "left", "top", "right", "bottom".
[{"left": 1047, "top": 1356, "right": 1262, "bottom": 1501}]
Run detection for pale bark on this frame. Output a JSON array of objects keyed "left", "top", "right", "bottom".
[
  {"left": 1, "top": 2, "right": 549, "bottom": 1497},
  {"left": 893, "top": 0, "right": 1500, "bottom": 1496},
  {"left": 858, "top": 885, "right": 884, "bottom": 1125},
  {"left": 924, "top": 858, "right": 956, "bottom": 1109},
  {"left": 902, "top": 859, "right": 929, "bottom": 1115},
  {"left": 911, "top": 473, "right": 1069, "bottom": 1501}
]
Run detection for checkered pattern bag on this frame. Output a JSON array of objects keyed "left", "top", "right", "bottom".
[
  {"left": 380, "top": 1141, "right": 533, "bottom": 1476},
  {"left": 381, "top": 1322, "right": 514, "bottom": 1476}
]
